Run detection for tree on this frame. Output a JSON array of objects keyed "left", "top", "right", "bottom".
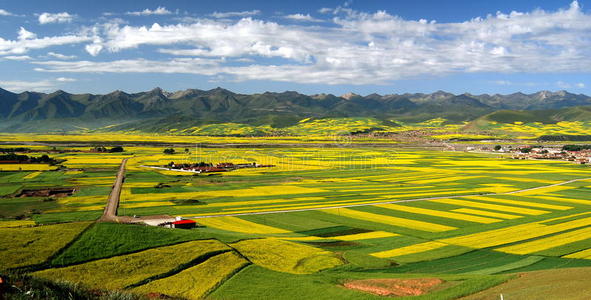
[
  {"left": 163, "top": 148, "right": 176, "bottom": 155},
  {"left": 494, "top": 145, "right": 502, "bottom": 151},
  {"left": 110, "top": 146, "right": 124, "bottom": 153}
]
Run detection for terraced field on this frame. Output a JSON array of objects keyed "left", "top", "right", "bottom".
[{"left": 2, "top": 134, "right": 591, "bottom": 299}]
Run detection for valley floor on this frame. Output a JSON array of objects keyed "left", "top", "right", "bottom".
[{"left": 2, "top": 134, "right": 591, "bottom": 299}]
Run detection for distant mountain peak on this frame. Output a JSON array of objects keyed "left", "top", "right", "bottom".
[{"left": 341, "top": 92, "right": 360, "bottom": 100}]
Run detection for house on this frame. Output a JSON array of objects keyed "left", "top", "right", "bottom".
[{"left": 170, "top": 219, "right": 197, "bottom": 229}]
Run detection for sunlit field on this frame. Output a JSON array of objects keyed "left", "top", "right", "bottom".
[{"left": 2, "top": 134, "right": 591, "bottom": 299}]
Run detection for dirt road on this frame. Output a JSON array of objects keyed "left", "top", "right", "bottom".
[{"left": 99, "top": 158, "right": 129, "bottom": 222}]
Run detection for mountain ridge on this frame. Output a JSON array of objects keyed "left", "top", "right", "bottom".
[{"left": 0, "top": 87, "right": 590, "bottom": 132}]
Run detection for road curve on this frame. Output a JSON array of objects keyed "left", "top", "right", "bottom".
[{"left": 99, "top": 158, "right": 129, "bottom": 222}]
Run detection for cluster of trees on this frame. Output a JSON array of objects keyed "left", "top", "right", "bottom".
[
  {"left": 163, "top": 148, "right": 190, "bottom": 154},
  {"left": 562, "top": 145, "right": 591, "bottom": 151},
  {"left": 0, "top": 153, "right": 57, "bottom": 164},
  {"left": 0, "top": 147, "right": 30, "bottom": 153},
  {"left": 91, "top": 146, "right": 124, "bottom": 153}
]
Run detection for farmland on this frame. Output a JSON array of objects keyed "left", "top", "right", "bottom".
[{"left": 1, "top": 133, "right": 591, "bottom": 299}]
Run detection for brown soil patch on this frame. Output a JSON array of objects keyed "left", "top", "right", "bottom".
[
  {"left": 344, "top": 278, "right": 444, "bottom": 297},
  {"left": 16, "top": 188, "right": 75, "bottom": 198}
]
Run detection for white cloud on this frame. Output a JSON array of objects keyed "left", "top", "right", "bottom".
[
  {"left": 18, "top": 27, "right": 36, "bottom": 40},
  {"left": 557, "top": 81, "right": 586, "bottom": 89},
  {"left": 2, "top": 55, "right": 32, "bottom": 60},
  {"left": 126, "top": 7, "right": 172, "bottom": 16},
  {"left": 32, "top": 1, "right": 591, "bottom": 85},
  {"left": 0, "top": 9, "right": 14, "bottom": 16},
  {"left": 85, "top": 43, "right": 103, "bottom": 56},
  {"left": 47, "top": 51, "right": 76, "bottom": 59},
  {"left": 38, "top": 12, "right": 74, "bottom": 24},
  {"left": 55, "top": 77, "right": 76, "bottom": 82},
  {"left": 0, "top": 27, "right": 90, "bottom": 55},
  {"left": 284, "top": 14, "right": 322, "bottom": 22},
  {"left": 211, "top": 10, "right": 260, "bottom": 18},
  {"left": 0, "top": 79, "right": 67, "bottom": 92}
]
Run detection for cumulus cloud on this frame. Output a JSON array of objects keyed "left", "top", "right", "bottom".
[
  {"left": 18, "top": 27, "right": 37, "bottom": 40},
  {"left": 0, "top": 9, "right": 14, "bottom": 16},
  {"left": 577, "top": 83, "right": 585, "bottom": 88},
  {"left": 0, "top": 27, "right": 90, "bottom": 55},
  {"left": 284, "top": 13, "right": 322, "bottom": 22},
  {"left": 211, "top": 10, "right": 260, "bottom": 18},
  {"left": 126, "top": 7, "right": 172, "bottom": 16},
  {"left": 38, "top": 12, "right": 74, "bottom": 24},
  {"left": 33, "top": 1, "right": 591, "bottom": 85}
]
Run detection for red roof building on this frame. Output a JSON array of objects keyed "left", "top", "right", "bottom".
[{"left": 171, "top": 219, "right": 197, "bottom": 229}]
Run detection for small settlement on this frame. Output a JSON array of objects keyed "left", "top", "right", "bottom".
[
  {"left": 466, "top": 144, "right": 591, "bottom": 165},
  {"left": 165, "top": 162, "right": 275, "bottom": 173}
]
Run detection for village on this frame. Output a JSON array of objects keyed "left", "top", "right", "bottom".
[
  {"left": 466, "top": 144, "right": 591, "bottom": 165},
  {"left": 160, "top": 161, "right": 275, "bottom": 173}
]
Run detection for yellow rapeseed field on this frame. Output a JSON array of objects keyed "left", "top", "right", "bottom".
[
  {"left": 23, "top": 171, "right": 42, "bottom": 179},
  {"left": 371, "top": 241, "right": 448, "bottom": 258},
  {"left": 231, "top": 238, "right": 343, "bottom": 274},
  {"left": 375, "top": 203, "right": 501, "bottom": 224},
  {"left": 450, "top": 208, "right": 522, "bottom": 219},
  {"left": 33, "top": 240, "right": 230, "bottom": 290},
  {"left": 133, "top": 251, "right": 249, "bottom": 299},
  {"left": 324, "top": 208, "right": 457, "bottom": 232},
  {"left": 464, "top": 196, "right": 572, "bottom": 211},
  {"left": 430, "top": 198, "right": 548, "bottom": 215},
  {"left": 0, "top": 222, "right": 91, "bottom": 270},
  {"left": 496, "top": 226, "right": 591, "bottom": 255},
  {"left": 196, "top": 216, "right": 290, "bottom": 234}
]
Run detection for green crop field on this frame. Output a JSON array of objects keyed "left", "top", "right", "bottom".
[{"left": 1, "top": 134, "right": 591, "bottom": 299}]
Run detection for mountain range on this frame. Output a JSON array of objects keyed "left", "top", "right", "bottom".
[{"left": 0, "top": 87, "right": 590, "bottom": 132}]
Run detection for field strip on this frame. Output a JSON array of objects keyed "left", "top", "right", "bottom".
[
  {"left": 374, "top": 203, "right": 501, "bottom": 224},
  {"left": 174, "top": 177, "right": 591, "bottom": 219},
  {"left": 429, "top": 199, "right": 549, "bottom": 215},
  {"left": 279, "top": 231, "right": 398, "bottom": 242},
  {"left": 196, "top": 216, "right": 290, "bottom": 234},
  {"left": 463, "top": 196, "right": 572, "bottom": 210},
  {"left": 23, "top": 171, "right": 42, "bottom": 179},
  {"left": 463, "top": 256, "right": 544, "bottom": 275},
  {"left": 563, "top": 248, "right": 591, "bottom": 259},
  {"left": 495, "top": 226, "right": 591, "bottom": 255},
  {"left": 370, "top": 241, "right": 448, "bottom": 258},
  {"left": 450, "top": 208, "right": 522, "bottom": 220},
  {"left": 527, "top": 195, "right": 591, "bottom": 206},
  {"left": 439, "top": 216, "right": 591, "bottom": 248},
  {"left": 323, "top": 208, "right": 456, "bottom": 232}
]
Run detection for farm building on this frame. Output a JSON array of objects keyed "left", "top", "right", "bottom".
[{"left": 169, "top": 219, "right": 197, "bottom": 229}]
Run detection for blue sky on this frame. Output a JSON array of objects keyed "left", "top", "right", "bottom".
[{"left": 0, "top": 0, "right": 589, "bottom": 96}]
